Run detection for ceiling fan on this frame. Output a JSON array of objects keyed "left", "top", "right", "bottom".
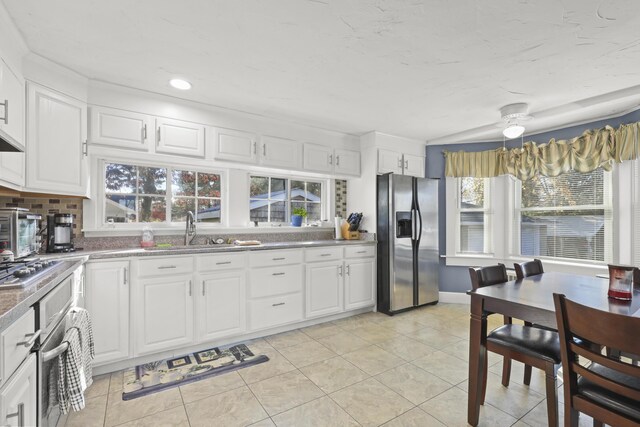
[{"left": 499, "top": 103, "right": 533, "bottom": 139}]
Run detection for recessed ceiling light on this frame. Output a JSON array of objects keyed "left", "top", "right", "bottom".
[{"left": 169, "top": 78, "right": 192, "bottom": 90}]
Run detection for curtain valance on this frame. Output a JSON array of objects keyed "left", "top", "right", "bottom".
[{"left": 443, "top": 121, "right": 640, "bottom": 180}]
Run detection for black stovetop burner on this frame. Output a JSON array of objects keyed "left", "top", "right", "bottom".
[{"left": 0, "top": 258, "right": 61, "bottom": 288}]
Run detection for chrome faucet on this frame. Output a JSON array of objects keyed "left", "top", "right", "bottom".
[{"left": 185, "top": 211, "right": 196, "bottom": 245}]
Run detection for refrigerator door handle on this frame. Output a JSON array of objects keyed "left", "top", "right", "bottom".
[
  {"left": 411, "top": 209, "right": 417, "bottom": 240},
  {"left": 416, "top": 206, "right": 423, "bottom": 245}
]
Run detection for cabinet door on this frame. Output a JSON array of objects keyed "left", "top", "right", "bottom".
[
  {"left": 0, "top": 152, "right": 24, "bottom": 187},
  {"left": 155, "top": 117, "right": 205, "bottom": 157},
  {"left": 212, "top": 127, "right": 257, "bottom": 163},
  {"left": 305, "top": 262, "right": 343, "bottom": 318},
  {"left": 377, "top": 149, "right": 403, "bottom": 174},
  {"left": 0, "top": 60, "right": 24, "bottom": 151},
  {"left": 345, "top": 259, "right": 376, "bottom": 310},
  {"left": 85, "top": 261, "right": 130, "bottom": 365},
  {"left": 89, "top": 106, "right": 151, "bottom": 150},
  {"left": 334, "top": 148, "right": 361, "bottom": 176},
  {"left": 135, "top": 275, "right": 194, "bottom": 355},
  {"left": 260, "top": 135, "right": 301, "bottom": 169},
  {"left": 403, "top": 153, "right": 425, "bottom": 178},
  {"left": 303, "top": 143, "right": 333, "bottom": 173},
  {"left": 26, "top": 82, "right": 88, "bottom": 196},
  {"left": 196, "top": 271, "right": 246, "bottom": 342},
  {"left": 0, "top": 354, "right": 37, "bottom": 427}
]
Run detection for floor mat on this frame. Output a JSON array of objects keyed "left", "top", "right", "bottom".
[{"left": 121, "top": 343, "right": 268, "bottom": 400}]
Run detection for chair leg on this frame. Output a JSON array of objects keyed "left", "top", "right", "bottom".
[
  {"left": 481, "top": 355, "right": 488, "bottom": 405},
  {"left": 544, "top": 363, "right": 558, "bottom": 427},
  {"left": 567, "top": 408, "right": 579, "bottom": 427},
  {"left": 523, "top": 364, "right": 532, "bottom": 385},
  {"left": 501, "top": 356, "right": 512, "bottom": 387}
]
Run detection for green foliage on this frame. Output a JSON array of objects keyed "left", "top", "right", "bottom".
[{"left": 292, "top": 207, "right": 307, "bottom": 217}]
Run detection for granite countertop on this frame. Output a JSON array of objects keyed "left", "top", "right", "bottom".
[{"left": 0, "top": 257, "right": 87, "bottom": 332}]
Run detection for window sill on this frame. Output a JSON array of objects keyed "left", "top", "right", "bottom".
[
  {"left": 444, "top": 254, "right": 608, "bottom": 276},
  {"left": 83, "top": 225, "right": 334, "bottom": 238}
]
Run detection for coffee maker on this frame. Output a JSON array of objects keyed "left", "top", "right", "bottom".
[{"left": 46, "top": 213, "right": 75, "bottom": 252}]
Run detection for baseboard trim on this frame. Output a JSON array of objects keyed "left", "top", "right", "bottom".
[{"left": 438, "top": 291, "right": 470, "bottom": 304}]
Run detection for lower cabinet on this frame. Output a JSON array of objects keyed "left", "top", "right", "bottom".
[
  {"left": 135, "top": 275, "right": 194, "bottom": 355},
  {"left": 305, "top": 261, "right": 344, "bottom": 318},
  {"left": 345, "top": 258, "right": 376, "bottom": 310},
  {"left": 0, "top": 354, "right": 37, "bottom": 427},
  {"left": 248, "top": 293, "right": 303, "bottom": 330},
  {"left": 85, "top": 261, "right": 130, "bottom": 365},
  {"left": 196, "top": 271, "right": 246, "bottom": 343}
]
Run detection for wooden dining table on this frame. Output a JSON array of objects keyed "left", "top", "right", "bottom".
[{"left": 467, "top": 271, "right": 640, "bottom": 426}]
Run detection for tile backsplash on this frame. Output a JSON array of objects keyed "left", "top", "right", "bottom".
[
  {"left": 335, "top": 179, "right": 347, "bottom": 219},
  {"left": 0, "top": 197, "right": 84, "bottom": 239}
]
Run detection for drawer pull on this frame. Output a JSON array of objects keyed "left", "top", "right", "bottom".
[
  {"left": 272, "top": 272, "right": 285, "bottom": 276},
  {"left": 158, "top": 265, "right": 177, "bottom": 269},
  {"left": 320, "top": 253, "right": 331, "bottom": 257},
  {"left": 6, "top": 402, "right": 24, "bottom": 426},
  {"left": 272, "top": 302, "right": 285, "bottom": 307},
  {"left": 17, "top": 329, "right": 41, "bottom": 348},
  {"left": 216, "top": 261, "right": 232, "bottom": 265},
  {"left": 272, "top": 257, "right": 285, "bottom": 261},
  {"left": 356, "top": 251, "right": 367, "bottom": 254}
]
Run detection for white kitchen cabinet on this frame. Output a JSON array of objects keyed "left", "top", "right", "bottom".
[
  {"left": 135, "top": 275, "right": 194, "bottom": 355},
  {"left": 261, "top": 135, "right": 301, "bottom": 169},
  {"left": 155, "top": 117, "right": 205, "bottom": 157},
  {"left": 89, "top": 105, "right": 151, "bottom": 150},
  {"left": 196, "top": 271, "right": 246, "bottom": 343},
  {"left": 248, "top": 293, "right": 303, "bottom": 330},
  {"left": 303, "top": 143, "right": 361, "bottom": 176},
  {"left": 0, "top": 152, "right": 24, "bottom": 187},
  {"left": 212, "top": 127, "right": 257, "bottom": 163},
  {"left": 0, "top": 59, "right": 24, "bottom": 151},
  {"left": 377, "top": 149, "right": 424, "bottom": 177},
  {"left": 344, "top": 258, "right": 376, "bottom": 310},
  {"left": 26, "top": 82, "right": 88, "bottom": 196},
  {"left": 0, "top": 354, "right": 37, "bottom": 427},
  {"left": 85, "top": 261, "right": 130, "bottom": 365},
  {"left": 305, "top": 261, "right": 344, "bottom": 318}
]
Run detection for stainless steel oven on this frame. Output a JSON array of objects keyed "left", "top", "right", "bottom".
[{"left": 0, "top": 208, "right": 42, "bottom": 258}]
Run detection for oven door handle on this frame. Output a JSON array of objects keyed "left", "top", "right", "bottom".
[{"left": 42, "top": 341, "right": 69, "bottom": 362}]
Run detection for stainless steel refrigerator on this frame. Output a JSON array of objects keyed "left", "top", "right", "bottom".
[{"left": 377, "top": 173, "right": 439, "bottom": 315}]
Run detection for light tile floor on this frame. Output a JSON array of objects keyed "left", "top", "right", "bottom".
[{"left": 66, "top": 303, "right": 596, "bottom": 426}]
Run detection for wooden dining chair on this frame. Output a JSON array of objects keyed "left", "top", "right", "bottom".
[
  {"left": 514, "top": 258, "right": 544, "bottom": 280},
  {"left": 469, "top": 264, "right": 562, "bottom": 427},
  {"left": 553, "top": 293, "right": 640, "bottom": 427}
]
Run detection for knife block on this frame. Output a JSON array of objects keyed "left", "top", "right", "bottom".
[{"left": 341, "top": 223, "right": 360, "bottom": 240}]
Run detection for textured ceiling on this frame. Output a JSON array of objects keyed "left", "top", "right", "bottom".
[{"left": 4, "top": 0, "right": 640, "bottom": 143}]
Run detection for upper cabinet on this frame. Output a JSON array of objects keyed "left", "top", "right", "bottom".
[
  {"left": 155, "top": 117, "right": 205, "bottom": 158},
  {"left": 26, "top": 82, "right": 88, "bottom": 197},
  {"left": 213, "top": 128, "right": 302, "bottom": 170},
  {"left": 303, "top": 143, "right": 361, "bottom": 176},
  {"left": 89, "top": 106, "right": 151, "bottom": 151},
  {"left": 377, "top": 148, "right": 424, "bottom": 178},
  {"left": 260, "top": 135, "right": 301, "bottom": 169},
  {"left": 0, "top": 152, "right": 24, "bottom": 187},
  {"left": 0, "top": 59, "right": 25, "bottom": 152}
]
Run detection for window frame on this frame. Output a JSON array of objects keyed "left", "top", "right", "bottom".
[
  {"left": 99, "top": 158, "right": 226, "bottom": 229},
  {"left": 249, "top": 173, "right": 326, "bottom": 226},
  {"left": 456, "top": 176, "right": 492, "bottom": 254}
]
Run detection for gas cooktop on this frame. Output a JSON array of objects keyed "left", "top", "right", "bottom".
[{"left": 0, "top": 258, "right": 62, "bottom": 289}]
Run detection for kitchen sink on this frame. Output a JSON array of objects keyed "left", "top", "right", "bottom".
[{"left": 143, "top": 244, "right": 236, "bottom": 251}]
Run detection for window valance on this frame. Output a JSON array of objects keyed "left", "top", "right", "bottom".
[{"left": 443, "top": 121, "right": 640, "bottom": 180}]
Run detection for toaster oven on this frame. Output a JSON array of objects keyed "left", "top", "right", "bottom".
[{"left": 0, "top": 208, "right": 42, "bottom": 258}]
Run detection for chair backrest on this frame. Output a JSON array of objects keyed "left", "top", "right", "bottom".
[
  {"left": 635, "top": 267, "right": 640, "bottom": 291},
  {"left": 553, "top": 293, "right": 640, "bottom": 423},
  {"left": 514, "top": 259, "right": 544, "bottom": 280},
  {"left": 469, "top": 264, "right": 508, "bottom": 290}
]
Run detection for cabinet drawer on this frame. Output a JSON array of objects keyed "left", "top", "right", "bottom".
[
  {"left": 197, "top": 252, "right": 247, "bottom": 272},
  {"left": 344, "top": 245, "right": 376, "bottom": 259},
  {"left": 249, "top": 265, "right": 303, "bottom": 298},
  {"left": 250, "top": 249, "right": 302, "bottom": 268},
  {"left": 137, "top": 256, "right": 193, "bottom": 277},
  {"left": 248, "top": 293, "right": 303, "bottom": 330},
  {"left": 305, "top": 246, "right": 343, "bottom": 262},
  {"left": 1, "top": 308, "right": 35, "bottom": 386}
]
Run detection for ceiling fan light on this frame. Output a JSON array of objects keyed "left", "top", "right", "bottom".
[{"left": 503, "top": 123, "right": 525, "bottom": 139}]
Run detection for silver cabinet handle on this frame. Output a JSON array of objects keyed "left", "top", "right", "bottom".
[
  {"left": 329, "top": 154, "right": 333, "bottom": 165},
  {"left": 338, "top": 265, "right": 343, "bottom": 277},
  {"left": 123, "top": 267, "right": 128, "bottom": 285},
  {"left": 346, "top": 265, "right": 350, "bottom": 276},
  {"left": 6, "top": 402, "right": 24, "bottom": 426},
  {"left": 272, "top": 272, "right": 285, "bottom": 276},
  {"left": 142, "top": 124, "right": 147, "bottom": 141},
  {"left": 158, "top": 265, "right": 177, "bottom": 269},
  {"left": 157, "top": 127, "right": 161, "bottom": 142},
  {"left": 272, "top": 257, "right": 285, "bottom": 261},
  {"left": 202, "top": 280, "right": 205, "bottom": 296},
  {"left": 263, "top": 143, "right": 266, "bottom": 156},
  {"left": 216, "top": 261, "right": 231, "bottom": 265},
  {"left": 336, "top": 155, "right": 340, "bottom": 166},
  {"left": 82, "top": 140, "right": 88, "bottom": 156},
  {"left": 398, "top": 157, "right": 403, "bottom": 168},
  {"left": 320, "top": 253, "right": 331, "bottom": 257},
  {"left": 356, "top": 250, "right": 367, "bottom": 254},
  {"left": 17, "top": 329, "right": 41, "bottom": 348},
  {"left": 272, "top": 302, "right": 285, "bottom": 307},
  {"left": 188, "top": 280, "right": 192, "bottom": 296},
  {"left": 0, "top": 99, "right": 8, "bottom": 124},
  {"left": 405, "top": 159, "right": 409, "bottom": 168},
  {"left": 253, "top": 140, "right": 257, "bottom": 155}
]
